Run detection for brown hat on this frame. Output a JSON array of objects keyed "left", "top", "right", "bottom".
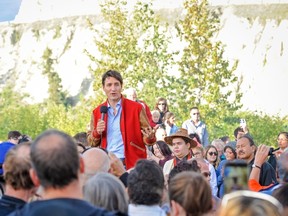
[{"left": 164, "top": 128, "right": 197, "bottom": 149}]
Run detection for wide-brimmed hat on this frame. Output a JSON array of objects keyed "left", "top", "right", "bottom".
[{"left": 164, "top": 128, "right": 197, "bottom": 149}]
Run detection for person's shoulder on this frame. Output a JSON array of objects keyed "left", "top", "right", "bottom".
[
  {"left": 7, "top": 199, "right": 123, "bottom": 216},
  {"left": 163, "top": 158, "right": 174, "bottom": 170},
  {"left": 0, "top": 141, "right": 14, "bottom": 147},
  {"left": 218, "top": 159, "right": 229, "bottom": 167},
  {"left": 93, "top": 102, "right": 107, "bottom": 111},
  {"left": 123, "top": 98, "right": 142, "bottom": 109},
  {"left": 182, "top": 119, "right": 190, "bottom": 125},
  {"left": 262, "top": 161, "right": 276, "bottom": 171}
]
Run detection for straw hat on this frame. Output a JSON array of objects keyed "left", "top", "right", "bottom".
[{"left": 164, "top": 128, "right": 198, "bottom": 149}]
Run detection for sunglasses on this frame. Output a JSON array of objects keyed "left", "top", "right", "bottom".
[{"left": 208, "top": 152, "right": 218, "bottom": 156}]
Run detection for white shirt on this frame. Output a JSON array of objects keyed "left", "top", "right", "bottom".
[{"left": 128, "top": 204, "right": 167, "bottom": 216}]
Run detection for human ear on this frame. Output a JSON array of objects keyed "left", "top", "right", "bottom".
[{"left": 29, "top": 169, "right": 40, "bottom": 187}]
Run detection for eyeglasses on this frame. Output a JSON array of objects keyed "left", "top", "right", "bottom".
[
  {"left": 12, "top": 137, "right": 21, "bottom": 140},
  {"left": 158, "top": 103, "right": 166, "bottom": 106},
  {"left": 192, "top": 113, "right": 200, "bottom": 115},
  {"left": 277, "top": 138, "right": 288, "bottom": 142},
  {"left": 202, "top": 171, "right": 211, "bottom": 178},
  {"left": 208, "top": 152, "right": 218, "bottom": 156},
  {"left": 193, "top": 152, "right": 201, "bottom": 156}
]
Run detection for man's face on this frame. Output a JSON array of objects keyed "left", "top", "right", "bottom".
[
  {"left": 103, "top": 77, "right": 122, "bottom": 102},
  {"left": 236, "top": 137, "right": 255, "bottom": 161},
  {"left": 190, "top": 108, "right": 200, "bottom": 122},
  {"left": 171, "top": 137, "right": 190, "bottom": 159},
  {"left": 191, "top": 147, "right": 204, "bottom": 159},
  {"left": 9, "top": 136, "right": 21, "bottom": 144}
]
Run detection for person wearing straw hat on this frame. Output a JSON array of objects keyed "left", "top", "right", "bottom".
[{"left": 163, "top": 128, "right": 197, "bottom": 177}]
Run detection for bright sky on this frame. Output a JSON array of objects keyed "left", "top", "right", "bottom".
[{"left": 0, "top": 0, "right": 22, "bottom": 22}]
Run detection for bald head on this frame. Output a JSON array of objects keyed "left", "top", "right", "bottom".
[
  {"left": 31, "top": 129, "right": 80, "bottom": 188},
  {"left": 82, "top": 148, "right": 110, "bottom": 181}
]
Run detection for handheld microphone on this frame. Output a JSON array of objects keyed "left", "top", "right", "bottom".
[
  {"left": 99, "top": 106, "right": 108, "bottom": 146},
  {"left": 100, "top": 106, "right": 108, "bottom": 120}
]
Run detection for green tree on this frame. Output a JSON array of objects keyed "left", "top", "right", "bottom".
[
  {"left": 86, "top": 0, "right": 174, "bottom": 106},
  {"left": 42, "top": 47, "right": 67, "bottom": 105},
  {"left": 175, "top": 0, "right": 242, "bottom": 139}
]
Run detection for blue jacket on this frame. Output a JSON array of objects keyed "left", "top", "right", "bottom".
[{"left": 0, "top": 142, "right": 15, "bottom": 175}]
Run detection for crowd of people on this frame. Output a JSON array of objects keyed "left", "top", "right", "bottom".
[{"left": 0, "top": 70, "right": 287, "bottom": 216}]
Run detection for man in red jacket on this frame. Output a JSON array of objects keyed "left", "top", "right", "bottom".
[{"left": 88, "top": 70, "right": 156, "bottom": 169}]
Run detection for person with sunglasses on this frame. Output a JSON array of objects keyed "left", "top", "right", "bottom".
[
  {"left": 204, "top": 145, "right": 220, "bottom": 197},
  {"left": 154, "top": 97, "right": 169, "bottom": 124},
  {"left": 182, "top": 107, "right": 209, "bottom": 147}
]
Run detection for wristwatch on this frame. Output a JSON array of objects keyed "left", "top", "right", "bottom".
[{"left": 252, "top": 164, "right": 261, "bottom": 169}]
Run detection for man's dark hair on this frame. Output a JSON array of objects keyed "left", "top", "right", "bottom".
[
  {"left": 31, "top": 129, "right": 80, "bottom": 189},
  {"left": 234, "top": 127, "right": 244, "bottom": 139},
  {"left": 220, "top": 136, "right": 230, "bottom": 143},
  {"left": 169, "top": 160, "right": 200, "bottom": 183},
  {"left": 7, "top": 131, "right": 22, "bottom": 140},
  {"left": 189, "top": 133, "right": 201, "bottom": 144},
  {"left": 101, "top": 70, "right": 123, "bottom": 86},
  {"left": 127, "top": 159, "right": 164, "bottom": 205},
  {"left": 238, "top": 134, "right": 255, "bottom": 146},
  {"left": 190, "top": 106, "right": 199, "bottom": 111}
]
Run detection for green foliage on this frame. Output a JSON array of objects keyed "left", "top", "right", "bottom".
[
  {"left": 236, "top": 112, "right": 288, "bottom": 148},
  {"left": 32, "top": 28, "right": 41, "bottom": 41},
  {"left": 0, "top": 89, "right": 92, "bottom": 140},
  {"left": 0, "top": 0, "right": 287, "bottom": 149},
  {"left": 86, "top": 0, "right": 174, "bottom": 106},
  {"left": 53, "top": 25, "right": 62, "bottom": 39},
  {"left": 175, "top": 0, "right": 242, "bottom": 137},
  {"left": 42, "top": 47, "right": 68, "bottom": 105},
  {"left": 10, "top": 27, "right": 22, "bottom": 45}
]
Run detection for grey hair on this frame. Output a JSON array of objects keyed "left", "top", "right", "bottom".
[{"left": 83, "top": 172, "right": 129, "bottom": 214}]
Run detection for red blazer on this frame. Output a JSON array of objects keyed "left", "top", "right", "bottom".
[{"left": 89, "top": 97, "right": 155, "bottom": 169}]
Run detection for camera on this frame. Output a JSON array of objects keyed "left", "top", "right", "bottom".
[
  {"left": 268, "top": 147, "right": 280, "bottom": 156},
  {"left": 268, "top": 148, "right": 274, "bottom": 156}
]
